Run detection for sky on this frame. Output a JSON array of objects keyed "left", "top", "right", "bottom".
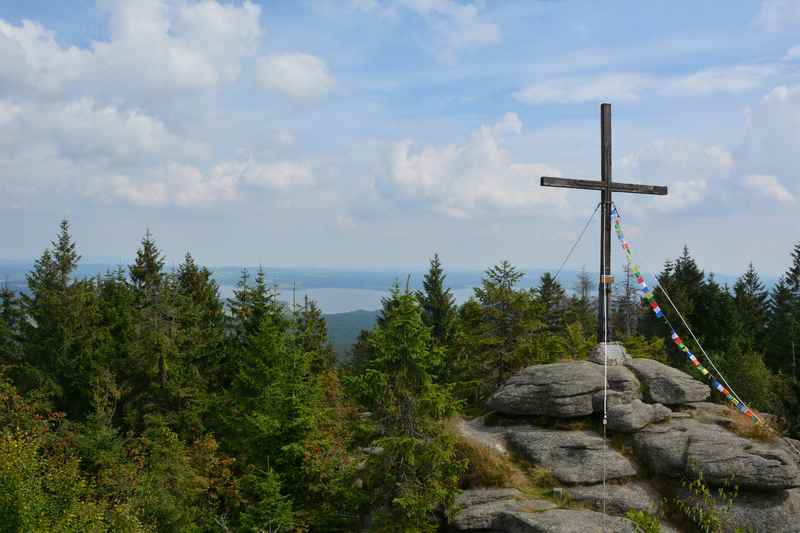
[{"left": 1, "top": 0, "right": 799, "bottom": 277}]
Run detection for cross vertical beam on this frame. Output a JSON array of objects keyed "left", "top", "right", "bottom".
[
  {"left": 539, "top": 103, "right": 668, "bottom": 344},
  {"left": 599, "top": 103, "right": 612, "bottom": 342}
]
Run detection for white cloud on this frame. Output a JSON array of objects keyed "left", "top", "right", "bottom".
[
  {"left": 86, "top": 157, "right": 315, "bottom": 208},
  {"left": 513, "top": 74, "right": 651, "bottom": 104},
  {"left": 736, "top": 84, "right": 800, "bottom": 185},
  {"left": 514, "top": 65, "right": 773, "bottom": 105},
  {"left": 327, "top": 0, "right": 499, "bottom": 62},
  {"left": 662, "top": 65, "right": 772, "bottom": 96},
  {"left": 744, "top": 174, "right": 796, "bottom": 206},
  {"left": 755, "top": 0, "right": 800, "bottom": 32},
  {"left": 0, "top": 0, "right": 262, "bottom": 101},
  {"left": 256, "top": 53, "right": 334, "bottom": 102},
  {"left": 617, "top": 141, "right": 733, "bottom": 212},
  {"left": 382, "top": 112, "right": 567, "bottom": 217}
]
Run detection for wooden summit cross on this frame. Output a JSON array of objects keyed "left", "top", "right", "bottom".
[{"left": 541, "top": 103, "right": 668, "bottom": 342}]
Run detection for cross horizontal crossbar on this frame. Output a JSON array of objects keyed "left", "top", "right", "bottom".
[{"left": 541, "top": 176, "right": 668, "bottom": 195}]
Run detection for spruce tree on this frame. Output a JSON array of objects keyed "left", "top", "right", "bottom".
[
  {"left": 787, "top": 242, "right": 800, "bottom": 296},
  {"left": 129, "top": 229, "right": 165, "bottom": 292},
  {"left": 766, "top": 278, "right": 797, "bottom": 377},
  {"left": 295, "top": 296, "right": 336, "bottom": 373},
  {"left": 416, "top": 253, "right": 457, "bottom": 348},
  {"left": 0, "top": 284, "right": 23, "bottom": 369},
  {"left": 536, "top": 272, "right": 565, "bottom": 330},
  {"left": 354, "top": 287, "right": 464, "bottom": 531},
  {"left": 464, "top": 262, "right": 549, "bottom": 393},
  {"left": 734, "top": 263, "right": 769, "bottom": 351}
]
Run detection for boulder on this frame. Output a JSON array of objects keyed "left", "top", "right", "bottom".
[
  {"left": 505, "top": 427, "right": 637, "bottom": 484},
  {"left": 455, "top": 488, "right": 524, "bottom": 509},
  {"left": 488, "top": 361, "right": 641, "bottom": 418},
  {"left": 565, "top": 481, "right": 661, "bottom": 516},
  {"left": 487, "top": 362, "right": 603, "bottom": 417},
  {"left": 714, "top": 488, "right": 800, "bottom": 533},
  {"left": 606, "top": 399, "right": 671, "bottom": 433},
  {"left": 498, "top": 509, "right": 638, "bottom": 532},
  {"left": 452, "top": 489, "right": 556, "bottom": 531},
  {"left": 588, "top": 342, "right": 629, "bottom": 366},
  {"left": 632, "top": 418, "right": 799, "bottom": 490},
  {"left": 681, "top": 401, "right": 734, "bottom": 426},
  {"left": 625, "top": 358, "right": 709, "bottom": 405}
]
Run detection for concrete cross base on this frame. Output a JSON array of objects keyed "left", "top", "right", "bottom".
[{"left": 588, "top": 342, "right": 629, "bottom": 366}]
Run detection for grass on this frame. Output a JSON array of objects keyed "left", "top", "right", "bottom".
[
  {"left": 727, "top": 413, "right": 780, "bottom": 443},
  {"left": 446, "top": 417, "right": 562, "bottom": 502}
]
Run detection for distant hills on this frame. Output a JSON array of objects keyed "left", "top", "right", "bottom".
[{"left": 324, "top": 309, "right": 379, "bottom": 361}]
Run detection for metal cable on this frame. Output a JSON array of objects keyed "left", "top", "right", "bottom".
[{"left": 553, "top": 203, "right": 601, "bottom": 284}]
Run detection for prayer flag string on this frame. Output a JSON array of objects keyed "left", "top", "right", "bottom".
[{"left": 610, "top": 205, "right": 760, "bottom": 423}]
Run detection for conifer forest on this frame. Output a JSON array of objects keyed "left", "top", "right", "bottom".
[{"left": 2, "top": 220, "right": 800, "bottom": 531}]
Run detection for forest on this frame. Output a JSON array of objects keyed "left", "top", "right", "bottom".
[{"left": 1, "top": 220, "right": 799, "bottom": 532}]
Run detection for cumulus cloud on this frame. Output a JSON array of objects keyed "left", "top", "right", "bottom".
[
  {"left": 256, "top": 53, "right": 334, "bottom": 102},
  {"left": 0, "top": 0, "right": 262, "bottom": 101},
  {"left": 86, "top": 157, "right": 316, "bottom": 208},
  {"left": 736, "top": 84, "right": 800, "bottom": 190},
  {"left": 380, "top": 113, "right": 567, "bottom": 218},
  {"left": 514, "top": 66, "right": 774, "bottom": 104},
  {"left": 744, "top": 174, "right": 796, "bottom": 206},
  {"left": 617, "top": 141, "right": 733, "bottom": 212}
]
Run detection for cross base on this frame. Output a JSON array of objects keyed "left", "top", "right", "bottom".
[{"left": 588, "top": 342, "right": 629, "bottom": 366}]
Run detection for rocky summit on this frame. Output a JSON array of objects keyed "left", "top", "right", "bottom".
[{"left": 453, "top": 347, "right": 800, "bottom": 533}]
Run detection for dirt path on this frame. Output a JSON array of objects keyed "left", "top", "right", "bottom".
[{"left": 453, "top": 415, "right": 510, "bottom": 455}]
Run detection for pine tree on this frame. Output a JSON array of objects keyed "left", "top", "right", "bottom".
[
  {"left": 464, "top": 262, "right": 549, "bottom": 393},
  {"left": 536, "top": 272, "right": 566, "bottom": 330},
  {"left": 734, "top": 263, "right": 769, "bottom": 351},
  {"left": 354, "top": 287, "right": 464, "bottom": 531},
  {"left": 19, "top": 221, "right": 108, "bottom": 416},
  {"left": 787, "top": 242, "right": 800, "bottom": 296},
  {"left": 129, "top": 229, "right": 165, "bottom": 293},
  {"left": 416, "top": 253, "right": 457, "bottom": 348},
  {"left": 765, "top": 278, "right": 797, "bottom": 377},
  {"left": 0, "top": 283, "right": 23, "bottom": 369},
  {"left": 295, "top": 296, "right": 336, "bottom": 373}
]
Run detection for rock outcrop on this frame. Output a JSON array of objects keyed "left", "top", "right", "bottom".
[
  {"left": 497, "top": 509, "right": 638, "bottom": 532},
  {"left": 486, "top": 361, "right": 604, "bottom": 417},
  {"left": 625, "top": 357, "right": 710, "bottom": 405},
  {"left": 451, "top": 353, "right": 800, "bottom": 532},
  {"left": 633, "top": 418, "right": 799, "bottom": 490},
  {"left": 606, "top": 399, "right": 671, "bottom": 433},
  {"left": 487, "top": 361, "right": 641, "bottom": 418},
  {"left": 452, "top": 489, "right": 556, "bottom": 531},
  {"left": 564, "top": 481, "right": 661, "bottom": 516},
  {"left": 505, "top": 427, "right": 637, "bottom": 484}
]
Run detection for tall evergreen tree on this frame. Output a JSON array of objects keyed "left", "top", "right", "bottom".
[
  {"left": 734, "top": 263, "right": 769, "bottom": 351},
  {"left": 19, "top": 220, "right": 109, "bottom": 416},
  {"left": 129, "top": 229, "right": 165, "bottom": 293},
  {"left": 0, "top": 284, "right": 23, "bottom": 369},
  {"left": 536, "top": 272, "right": 566, "bottom": 330},
  {"left": 354, "top": 287, "right": 464, "bottom": 531},
  {"left": 416, "top": 253, "right": 457, "bottom": 348},
  {"left": 295, "top": 296, "right": 336, "bottom": 373},
  {"left": 461, "top": 262, "right": 550, "bottom": 394},
  {"left": 766, "top": 277, "right": 798, "bottom": 378}
]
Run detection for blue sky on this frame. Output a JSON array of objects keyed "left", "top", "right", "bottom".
[{"left": 1, "top": 1, "right": 799, "bottom": 277}]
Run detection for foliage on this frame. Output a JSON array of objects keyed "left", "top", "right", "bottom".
[
  {"left": 2, "top": 219, "right": 800, "bottom": 530},
  {"left": 352, "top": 287, "right": 466, "bottom": 531},
  {"left": 625, "top": 509, "right": 661, "bottom": 533},
  {"left": 670, "top": 470, "right": 739, "bottom": 533}
]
